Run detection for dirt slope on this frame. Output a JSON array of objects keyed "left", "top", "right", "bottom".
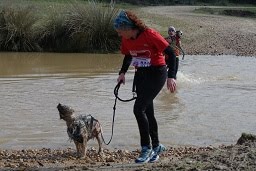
[{"left": 141, "top": 6, "right": 256, "bottom": 56}]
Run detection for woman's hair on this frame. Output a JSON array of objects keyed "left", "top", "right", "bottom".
[{"left": 125, "top": 10, "right": 148, "bottom": 31}]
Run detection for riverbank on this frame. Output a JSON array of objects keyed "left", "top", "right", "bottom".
[
  {"left": 141, "top": 6, "right": 256, "bottom": 56},
  {"left": 0, "top": 133, "right": 255, "bottom": 170}
]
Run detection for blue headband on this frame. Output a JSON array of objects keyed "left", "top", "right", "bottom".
[{"left": 114, "top": 10, "right": 136, "bottom": 30}]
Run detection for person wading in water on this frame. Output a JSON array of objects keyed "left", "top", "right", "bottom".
[
  {"left": 165, "top": 26, "right": 182, "bottom": 78},
  {"left": 114, "top": 10, "right": 177, "bottom": 163}
]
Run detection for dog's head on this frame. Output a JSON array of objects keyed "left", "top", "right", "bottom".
[{"left": 57, "top": 103, "right": 75, "bottom": 120}]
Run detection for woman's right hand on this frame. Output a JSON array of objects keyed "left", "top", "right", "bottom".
[
  {"left": 167, "top": 78, "right": 176, "bottom": 93},
  {"left": 117, "top": 73, "right": 125, "bottom": 85}
]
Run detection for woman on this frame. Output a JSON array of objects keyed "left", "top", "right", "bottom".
[
  {"left": 114, "top": 10, "right": 177, "bottom": 163},
  {"left": 165, "top": 26, "right": 182, "bottom": 77}
]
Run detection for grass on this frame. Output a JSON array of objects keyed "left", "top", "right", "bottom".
[
  {"left": 136, "top": 9, "right": 195, "bottom": 45},
  {"left": 194, "top": 7, "right": 256, "bottom": 18},
  {"left": 63, "top": 1, "right": 120, "bottom": 52},
  {"left": 0, "top": 5, "right": 41, "bottom": 51},
  {"left": 0, "top": 0, "right": 121, "bottom": 53}
]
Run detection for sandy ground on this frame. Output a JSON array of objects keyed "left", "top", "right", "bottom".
[
  {"left": 141, "top": 6, "right": 256, "bottom": 56},
  {"left": 1, "top": 6, "right": 256, "bottom": 171}
]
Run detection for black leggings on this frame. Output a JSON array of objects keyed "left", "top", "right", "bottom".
[{"left": 133, "top": 66, "right": 167, "bottom": 148}]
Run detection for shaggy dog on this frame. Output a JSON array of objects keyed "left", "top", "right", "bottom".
[{"left": 57, "top": 103, "right": 102, "bottom": 158}]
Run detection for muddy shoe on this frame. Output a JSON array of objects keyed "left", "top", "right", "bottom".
[
  {"left": 135, "top": 146, "right": 152, "bottom": 163},
  {"left": 149, "top": 144, "right": 166, "bottom": 163}
]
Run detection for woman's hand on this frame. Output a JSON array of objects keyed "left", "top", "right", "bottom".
[
  {"left": 167, "top": 78, "right": 176, "bottom": 93},
  {"left": 117, "top": 73, "right": 126, "bottom": 84}
]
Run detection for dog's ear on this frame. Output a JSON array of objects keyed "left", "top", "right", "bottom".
[
  {"left": 57, "top": 103, "right": 75, "bottom": 115},
  {"left": 57, "top": 103, "right": 63, "bottom": 119},
  {"left": 57, "top": 103, "right": 61, "bottom": 109},
  {"left": 57, "top": 103, "right": 65, "bottom": 113},
  {"left": 57, "top": 103, "right": 65, "bottom": 116}
]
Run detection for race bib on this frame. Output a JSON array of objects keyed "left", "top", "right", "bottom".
[{"left": 131, "top": 57, "right": 151, "bottom": 67}]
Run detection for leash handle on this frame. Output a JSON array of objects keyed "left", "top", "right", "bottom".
[{"left": 114, "top": 81, "right": 136, "bottom": 102}]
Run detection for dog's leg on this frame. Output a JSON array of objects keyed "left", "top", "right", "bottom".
[
  {"left": 93, "top": 121, "right": 103, "bottom": 155},
  {"left": 75, "top": 141, "right": 85, "bottom": 158},
  {"left": 81, "top": 136, "right": 87, "bottom": 158},
  {"left": 96, "top": 134, "right": 103, "bottom": 155},
  {"left": 74, "top": 141, "right": 82, "bottom": 157}
]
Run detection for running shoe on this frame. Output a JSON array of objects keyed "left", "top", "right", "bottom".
[
  {"left": 149, "top": 144, "right": 166, "bottom": 163},
  {"left": 135, "top": 146, "right": 152, "bottom": 163}
]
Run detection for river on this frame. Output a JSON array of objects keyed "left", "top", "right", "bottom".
[{"left": 0, "top": 52, "right": 255, "bottom": 150}]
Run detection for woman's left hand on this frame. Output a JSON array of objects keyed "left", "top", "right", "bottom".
[
  {"left": 117, "top": 73, "right": 126, "bottom": 85},
  {"left": 167, "top": 78, "right": 176, "bottom": 93}
]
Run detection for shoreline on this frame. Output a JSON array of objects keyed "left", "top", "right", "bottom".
[{"left": 0, "top": 133, "right": 255, "bottom": 170}]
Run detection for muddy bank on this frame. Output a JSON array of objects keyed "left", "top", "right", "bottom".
[{"left": 0, "top": 133, "right": 255, "bottom": 170}]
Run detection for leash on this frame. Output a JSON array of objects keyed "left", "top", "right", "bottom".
[
  {"left": 101, "top": 80, "right": 137, "bottom": 145},
  {"left": 114, "top": 80, "right": 137, "bottom": 102}
]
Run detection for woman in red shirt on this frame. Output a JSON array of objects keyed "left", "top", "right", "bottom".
[{"left": 114, "top": 10, "right": 177, "bottom": 163}]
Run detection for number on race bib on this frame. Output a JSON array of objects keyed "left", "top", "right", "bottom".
[{"left": 131, "top": 57, "right": 151, "bottom": 67}]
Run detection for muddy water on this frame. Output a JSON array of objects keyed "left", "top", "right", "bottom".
[{"left": 0, "top": 53, "right": 255, "bottom": 150}]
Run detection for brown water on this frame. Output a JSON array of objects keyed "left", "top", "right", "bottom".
[{"left": 0, "top": 52, "right": 255, "bottom": 150}]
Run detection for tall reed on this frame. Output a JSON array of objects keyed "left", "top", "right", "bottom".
[
  {"left": 64, "top": 1, "right": 120, "bottom": 52},
  {"left": 0, "top": 1, "right": 120, "bottom": 53},
  {"left": 0, "top": 6, "right": 41, "bottom": 52},
  {"left": 37, "top": 4, "right": 71, "bottom": 52}
]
